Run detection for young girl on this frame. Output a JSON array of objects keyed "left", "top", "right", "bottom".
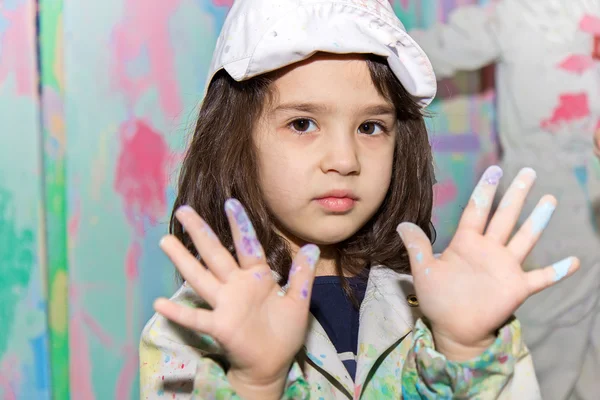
[{"left": 140, "top": 0, "right": 579, "bottom": 398}]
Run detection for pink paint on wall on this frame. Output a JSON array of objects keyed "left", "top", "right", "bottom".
[
  {"left": 0, "top": 2, "right": 35, "bottom": 97},
  {"left": 114, "top": 119, "right": 169, "bottom": 233},
  {"left": 211, "top": 0, "right": 234, "bottom": 6},
  {"left": 114, "top": 346, "right": 138, "bottom": 400},
  {"left": 541, "top": 93, "right": 591, "bottom": 130},
  {"left": 0, "top": 355, "right": 20, "bottom": 400},
  {"left": 125, "top": 242, "right": 141, "bottom": 281},
  {"left": 70, "top": 317, "right": 96, "bottom": 400},
  {"left": 111, "top": 0, "right": 183, "bottom": 116},
  {"left": 397, "top": 0, "right": 411, "bottom": 10},
  {"left": 433, "top": 179, "right": 458, "bottom": 207}
]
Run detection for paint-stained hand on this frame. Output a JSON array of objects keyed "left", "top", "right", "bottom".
[
  {"left": 397, "top": 166, "right": 579, "bottom": 361},
  {"left": 153, "top": 199, "right": 319, "bottom": 400}
]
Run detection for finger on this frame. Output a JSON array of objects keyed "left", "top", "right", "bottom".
[
  {"left": 525, "top": 257, "right": 580, "bottom": 295},
  {"left": 486, "top": 168, "right": 537, "bottom": 243},
  {"left": 396, "top": 222, "right": 434, "bottom": 275},
  {"left": 457, "top": 165, "right": 503, "bottom": 233},
  {"left": 159, "top": 235, "right": 220, "bottom": 305},
  {"left": 507, "top": 195, "right": 557, "bottom": 262},
  {"left": 175, "top": 205, "right": 238, "bottom": 282},
  {"left": 154, "top": 298, "right": 214, "bottom": 333},
  {"left": 285, "top": 244, "right": 320, "bottom": 302},
  {"left": 224, "top": 198, "right": 266, "bottom": 268}
]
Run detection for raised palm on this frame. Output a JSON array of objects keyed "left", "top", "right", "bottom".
[
  {"left": 153, "top": 199, "right": 319, "bottom": 386},
  {"left": 397, "top": 166, "right": 579, "bottom": 350}
]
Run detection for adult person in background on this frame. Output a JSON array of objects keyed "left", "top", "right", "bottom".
[{"left": 411, "top": 1, "right": 600, "bottom": 399}]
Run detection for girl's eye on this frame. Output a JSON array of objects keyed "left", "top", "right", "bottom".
[
  {"left": 289, "top": 119, "right": 318, "bottom": 133},
  {"left": 358, "top": 122, "right": 385, "bottom": 135}
]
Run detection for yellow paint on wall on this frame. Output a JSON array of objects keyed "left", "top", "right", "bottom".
[{"left": 49, "top": 270, "right": 68, "bottom": 334}]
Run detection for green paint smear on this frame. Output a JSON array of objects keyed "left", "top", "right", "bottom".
[
  {"left": 40, "top": 0, "right": 69, "bottom": 398},
  {"left": 0, "top": 188, "right": 35, "bottom": 359},
  {"left": 39, "top": 0, "right": 64, "bottom": 89}
]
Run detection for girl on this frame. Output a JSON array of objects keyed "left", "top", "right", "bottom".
[
  {"left": 409, "top": 2, "right": 600, "bottom": 398},
  {"left": 140, "top": 0, "right": 579, "bottom": 398}
]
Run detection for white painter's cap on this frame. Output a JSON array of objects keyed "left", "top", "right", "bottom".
[{"left": 206, "top": 0, "right": 437, "bottom": 107}]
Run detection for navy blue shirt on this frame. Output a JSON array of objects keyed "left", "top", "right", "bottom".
[{"left": 309, "top": 276, "right": 368, "bottom": 380}]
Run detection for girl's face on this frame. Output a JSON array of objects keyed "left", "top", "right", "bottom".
[{"left": 254, "top": 54, "right": 396, "bottom": 249}]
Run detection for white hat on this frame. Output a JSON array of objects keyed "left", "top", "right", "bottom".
[{"left": 206, "top": 0, "right": 437, "bottom": 107}]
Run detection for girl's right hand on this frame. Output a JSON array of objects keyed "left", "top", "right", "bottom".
[{"left": 153, "top": 199, "right": 319, "bottom": 400}]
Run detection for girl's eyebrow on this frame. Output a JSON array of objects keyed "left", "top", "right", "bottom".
[{"left": 273, "top": 102, "right": 396, "bottom": 116}]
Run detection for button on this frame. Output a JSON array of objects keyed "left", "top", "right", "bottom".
[{"left": 407, "top": 294, "right": 419, "bottom": 307}]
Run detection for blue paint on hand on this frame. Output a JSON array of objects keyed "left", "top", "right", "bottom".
[
  {"left": 552, "top": 258, "right": 572, "bottom": 282},
  {"left": 530, "top": 202, "right": 556, "bottom": 235}
]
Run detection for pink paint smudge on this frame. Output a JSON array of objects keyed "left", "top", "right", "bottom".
[
  {"left": 0, "top": 1, "right": 36, "bottom": 96},
  {"left": 68, "top": 197, "right": 81, "bottom": 238},
  {"left": 541, "top": 93, "right": 590, "bottom": 130},
  {"left": 125, "top": 242, "right": 142, "bottom": 281},
  {"left": 557, "top": 54, "right": 594, "bottom": 75},
  {"left": 211, "top": 0, "right": 234, "bottom": 6},
  {"left": 112, "top": 117, "right": 170, "bottom": 400},
  {"left": 397, "top": 0, "right": 410, "bottom": 10},
  {"left": 111, "top": 0, "right": 183, "bottom": 116},
  {"left": 82, "top": 312, "right": 115, "bottom": 349},
  {"left": 114, "top": 119, "right": 168, "bottom": 233},
  {"left": 114, "top": 345, "right": 138, "bottom": 400},
  {"left": 70, "top": 316, "right": 96, "bottom": 400},
  {"left": 433, "top": 179, "right": 458, "bottom": 208},
  {"left": 354, "top": 384, "right": 363, "bottom": 399},
  {"left": 579, "top": 14, "right": 600, "bottom": 35},
  {"left": 0, "top": 355, "right": 20, "bottom": 400}
]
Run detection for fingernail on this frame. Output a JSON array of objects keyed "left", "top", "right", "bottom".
[
  {"left": 300, "top": 280, "right": 310, "bottom": 299},
  {"left": 519, "top": 167, "right": 537, "bottom": 179},
  {"left": 300, "top": 244, "right": 320, "bottom": 271},
  {"left": 530, "top": 202, "right": 556, "bottom": 235},
  {"left": 224, "top": 198, "right": 264, "bottom": 258},
  {"left": 396, "top": 222, "right": 415, "bottom": 238},
  {"left": 176, "top": 205, "right": 194, "bottom": 216},
  {"left": 552, "top": 257, "right": 572, "bottom": 282},
  {"left": 481, "top": 165, "right": 503, "bottom": 185}
]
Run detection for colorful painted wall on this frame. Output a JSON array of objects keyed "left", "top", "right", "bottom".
[{"left": 0, "top": 0, "right": 496, "bottom": 398}]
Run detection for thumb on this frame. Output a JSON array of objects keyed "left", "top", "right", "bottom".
[{"left": 396, "top": 222, "right": 434, "bottom": 273}]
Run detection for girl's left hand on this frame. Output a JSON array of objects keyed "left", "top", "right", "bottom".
[{"left": 397, "top": 166, "right": 580, "bottom": 361}]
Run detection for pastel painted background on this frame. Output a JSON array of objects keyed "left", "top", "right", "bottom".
[{"left": 0, "top": 0, "right": 496, "bottom": 398}]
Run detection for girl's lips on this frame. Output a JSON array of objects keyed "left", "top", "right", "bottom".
[{"left": 314, "top": 197, "right": 356, "bottom": 212}]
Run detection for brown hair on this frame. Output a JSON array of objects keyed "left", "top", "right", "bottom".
[{"left": 170, "top": 55, "right": 435, "bottom": 295}]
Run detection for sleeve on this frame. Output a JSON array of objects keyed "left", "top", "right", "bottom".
[
  {"left": 401, "top": 318, "right": 542, "bottom": 400},
  {"left": 139, "top": 284, "right": 311, "bottom": 400},
  {"left": 409, "top": 4, "right": 503, "bottom": 80}
]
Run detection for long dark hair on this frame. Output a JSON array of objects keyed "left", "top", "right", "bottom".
[{"left": 170, "top": 55, "right": 435, "bottom": 294}]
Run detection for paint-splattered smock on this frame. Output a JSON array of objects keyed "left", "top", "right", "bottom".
[{"left": 140, "top": 265, "right": 541, "bottom": 399}]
